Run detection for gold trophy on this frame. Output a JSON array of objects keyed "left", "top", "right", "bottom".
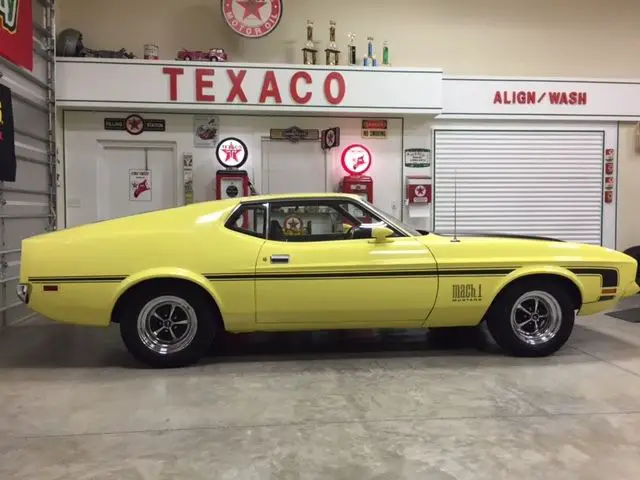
[
  {"left": 347, "top": 32, "right": 357, "bottom": 66},
  {"left": 325, "top": 20, "right": 340, "bottom": 66},
  {"left": 302, "top": 20, "right": 318, "bottom": 65}
]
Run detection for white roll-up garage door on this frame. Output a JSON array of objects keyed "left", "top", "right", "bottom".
[{"left": 433, "top": 129, "right": 604, "bottom": 244}]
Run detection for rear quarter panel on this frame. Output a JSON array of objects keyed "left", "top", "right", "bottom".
[{"left": 21, "top": 202, "right": 263, "bottom": 329}]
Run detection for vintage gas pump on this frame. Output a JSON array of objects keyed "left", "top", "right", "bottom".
[
  {"left": 339, "top": 144, "right": 373, "bottom": 203},
  {"left": 215, "top": 137, "right": 251, "bottom": 200}
]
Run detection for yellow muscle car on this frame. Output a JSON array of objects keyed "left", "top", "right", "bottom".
[{"left": 17, "top": 193, "right": 639, "bottom": 368}]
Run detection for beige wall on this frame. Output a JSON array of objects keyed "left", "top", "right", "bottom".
[
  {"left": 617, "top": 124, "right": 640, "bottom": 251},
  {"left": 57, "top": 0, "right": 640, "bottom": 77}
]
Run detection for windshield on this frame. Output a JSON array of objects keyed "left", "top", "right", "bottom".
[{"left": 360, "top": 199, "right": 425, "bottom": 236}]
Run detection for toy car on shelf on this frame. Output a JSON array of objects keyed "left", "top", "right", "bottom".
[
  {"left": 176, "top": 48, "right": 228, "bottom": 62},
  {"left": 17, "top": 193, "right": 640, "bottom": 368}
]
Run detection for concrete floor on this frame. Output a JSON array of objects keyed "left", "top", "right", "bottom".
[{"left": 1, "top": 300, "right": 640, "bottom": 479}]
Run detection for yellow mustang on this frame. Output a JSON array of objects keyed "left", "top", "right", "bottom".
[{"left": 17, "top": 193, "right": 639, "bottom": 367}]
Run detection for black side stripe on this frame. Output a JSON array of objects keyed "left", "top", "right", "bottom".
[
  {"left": 568, "top": 268, "right": 619, "bottom": 288},
  {"left": 28, "top": 276, "right": 126, "bottom": 283}
]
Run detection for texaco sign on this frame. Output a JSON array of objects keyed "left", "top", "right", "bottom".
[{"left": 221, "top": 0, "right": 283, "bottom": 38}]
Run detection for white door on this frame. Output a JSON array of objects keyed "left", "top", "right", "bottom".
[
  {"left": 98, "top": 144, "right": 177, "bottom": 221},
  {"left": 261, "top": 139, "right": 326, "bottom": 194}
]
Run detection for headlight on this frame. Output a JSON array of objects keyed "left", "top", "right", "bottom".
[{"left": 16, "top": 283, "right": 30, "bottom": 303}]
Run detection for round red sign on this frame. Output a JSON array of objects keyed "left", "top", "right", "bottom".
[
  {"left": 341, "top": 144, "right": 372, "bottom": 176},
  {"left": 221, "top": 0, "right": 283, "bottom": 39}
]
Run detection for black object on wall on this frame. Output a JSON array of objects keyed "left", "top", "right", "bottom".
[{"left": 0, "top": 82, "right": 17, "bottom": 182}]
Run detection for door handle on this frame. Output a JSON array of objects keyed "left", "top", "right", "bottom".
[{"left": 270, "top": 254, "right": 290, "bottom": 264}]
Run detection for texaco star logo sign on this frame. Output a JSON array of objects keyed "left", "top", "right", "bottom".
[
  {"left": 216, "top": 137, "right": 249, "bottom": 169},
  {"left": 414, "top": 185, "right": 427, "bottom": 197},
  {"left": 125, "top": 115, "right": 144, "bottom": 135},
  {"left": 341, "top": 144, "right": 372, "bottom": 176},
  {"left": 221, "top": 0, "right": 283, "bottom": 39}
]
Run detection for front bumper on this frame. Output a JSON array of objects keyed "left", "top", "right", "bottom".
[
  {"left": 16, "top": 283, "right": 30, "bottom": 304},
  {"left": 622, "top": 281, "right": 640, "bottom": 298}
]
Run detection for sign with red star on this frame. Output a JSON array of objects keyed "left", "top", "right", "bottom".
[
  {"left": 216, "top": 137, "right": 249, "bottom": 169},
  {"left": 221, "top": 0, "right": 283, "bottom": 38}
]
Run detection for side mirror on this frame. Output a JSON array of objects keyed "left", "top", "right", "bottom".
[{"left": 371, "top": 226, "right": 394, "bottom": 243}]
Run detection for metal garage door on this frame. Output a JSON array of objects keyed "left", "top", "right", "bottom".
[
  {"left": 433, "top": 129, "right": 604, "bottom": 244},
  {"left": 0, "top": 0, "right": 56, "bottom": 327}
]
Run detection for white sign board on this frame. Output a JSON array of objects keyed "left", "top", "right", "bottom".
[
  {"left": 129, "top": 169, "right": 152, "bottom": 201},
  {"left": 56, "top": 59, "right": 444, "bottom": 115},
  {"left": 442, "top": 76, "right": 640, "bottom": 120}
]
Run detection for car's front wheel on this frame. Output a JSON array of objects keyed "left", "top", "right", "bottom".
[
  {"left": 485, "top": 281, "right": 575, "bottom": 357},
  {"left": 119, "top": 285, "right": 217, "bottom": 368}
]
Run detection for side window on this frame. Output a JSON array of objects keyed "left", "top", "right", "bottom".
[
  {"left": 226, "top": 204, "right": 266, "bottom": 239},
  {"left": 267, "top": 200, "right": 386, "bottom": 242}
]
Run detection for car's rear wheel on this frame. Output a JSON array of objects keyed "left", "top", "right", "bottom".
[
  {"left": 485, "top": 281, "right": 575, "bottom": 357},
  {"left": 119, "top": 285, "right": 217, "bottom": 368}
]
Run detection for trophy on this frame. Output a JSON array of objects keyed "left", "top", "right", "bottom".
[
  {"left": 382, "top": 40, "right": 390, "bottom": 66},
  {"left": 364, "top": 36, "right": 376, "bottom": 67},
  {"left": 302, "top": 20, "right": 318, "bottom": 65},
  {"left": 325, "top": 20, "right": 340, "bottom": 66},
  {"left": 347, "top": 32, "right": 357, "bottom": 65}
]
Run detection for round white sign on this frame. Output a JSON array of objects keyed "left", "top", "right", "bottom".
[
  {"left": 341, "top": 144, "right": 372, "bottom": 176},
  {"left": 215, "top": 137, "right": 248, "bottom": 169}
]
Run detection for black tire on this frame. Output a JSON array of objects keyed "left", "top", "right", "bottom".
[
  {"left": 119, "top": 284, "right": 218, "bottom": 368},
  {"left": 184, "top": 55, "right": 191, "bottom": 61},
  {"left": 485, "top": 281, "right": 575, "bottom": 357}
]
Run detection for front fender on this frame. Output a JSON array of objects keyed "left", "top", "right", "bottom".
[
  {"left": 492, "top": 265, "right": 586, "bottom": 305},
  {"left": 112, "top": 267, "right": 223, "bottom": 312}
]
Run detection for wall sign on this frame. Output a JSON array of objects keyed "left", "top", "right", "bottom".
[
  {"left": 442, "top": 78, "right": 640, "bottom": 119},
  {"left": 0, "top": 0, "right": 33, "bottom": 71},
  {"left": 341, "top": 144, "right": 372, "bottom": 176},
  {"left": 270, "top": 126, "right": 319, "bottom": 142},
  {"left": 361, "top": 119, "right": 387, "bottom": 139},
  {"left": 129, "top": 169, "right": 152, "bottom": 201},
  {"left": 104, "top": 115, "right": 166, "bottom": 135},
  {"left": 0, "top": 84, "right": 17, "bottom": 182},
  {"left": 404, "top": 148, "right": 431, "bottom": 168},
  {"left": 221, "top": 0, "right": 283, "bottom": 39},
  {"left": 193, "top": 115, "right": 219, "bottom": 147},
  {"left": 216, "top": 137, "right": 248, "bottom": 168},
  {"left": 183, "top": 153, "right": 194, "bottom": 204},
  {"left": 56, "top": 60, "right": 443, "bottom": 115},
  {"left": 321, "top": 127, "right": 340, "bottom": 150}
]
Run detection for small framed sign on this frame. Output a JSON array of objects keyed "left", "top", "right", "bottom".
[{"left": 404, "top": 148, "right": 431, "bottom": 168}]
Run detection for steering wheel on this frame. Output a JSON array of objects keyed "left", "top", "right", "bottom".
[{"left": 345, "top": 225, "right": 357, "bottom": 239}]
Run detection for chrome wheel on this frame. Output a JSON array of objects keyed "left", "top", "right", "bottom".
[
  {"left": 509, "top": 290, "right": 562, "bottom": 346},
  {"left": 136, "top": 296, "right": 198, "bottom": 355}
]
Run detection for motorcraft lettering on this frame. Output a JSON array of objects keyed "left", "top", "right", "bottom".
[
  {"left": 493, "top": 90, "right": 588, "bottom": 106},
  {"left": 162, "top": 67, "right": 347, "bottom": 105}
]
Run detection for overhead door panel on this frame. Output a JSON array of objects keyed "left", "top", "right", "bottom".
[
  {"left": 0, "top": 0, "right": 56, "bottom": 327},
  {"left": 433, "top": 129, "right": 604, "bottom": 244}
]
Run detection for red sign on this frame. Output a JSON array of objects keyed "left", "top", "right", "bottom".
[
  {"left": 361, "top": 120, "right": 387, "bottom": 130},
  {"left": 162, "top": 67, "right": 347, "bottom": 105},
  {"left": 0, "top": 0, "right": 33, "bottom": 71},
  {"left": 222, "top": 0, "right": 283, "bottom": 39},
  {"left": 493, "top": 90, "right": 587, "bottom": 106},
  {"left": 341, "top": 144, "right": 372, "bottom": 176}
]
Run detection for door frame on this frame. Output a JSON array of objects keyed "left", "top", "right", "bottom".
[
  {"left": 95, "top": 140, "right": 179, "bottom": 221},
  {"left": 259, "top": 136, "right": 330, "bottom": 194}
]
